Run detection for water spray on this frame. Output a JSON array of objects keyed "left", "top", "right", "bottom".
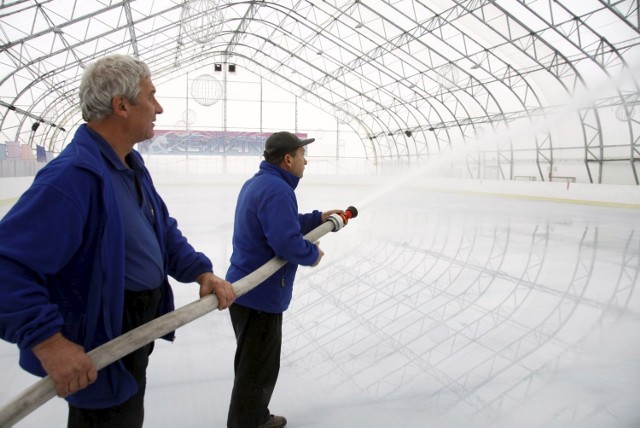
[{"left": 0, "top": 206, "right": 358, "bottom": 427}]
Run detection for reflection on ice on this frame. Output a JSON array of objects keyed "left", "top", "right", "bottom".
[
  {"left": 283, "top": 187, "right": 640, "bottom": 427},
  {"left": 0, "top": 173, "right": 638, "bottom": 427}
]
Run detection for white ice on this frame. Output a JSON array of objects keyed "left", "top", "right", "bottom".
[{"left": 1, "top": 170, "right": 639, "bottom": 427}]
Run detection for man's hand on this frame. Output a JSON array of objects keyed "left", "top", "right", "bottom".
[
  {"left": 321, "top": 209, "right": 344, "bottom": 222},
  {"left": 311, "top": 241, "right": 324, "bottom": 267},
  {"left": 32, "top": 333, "right": 97, "bottom": 398},
  {"left": 197, "top": 272, "right": 236, "bottom": 310}
]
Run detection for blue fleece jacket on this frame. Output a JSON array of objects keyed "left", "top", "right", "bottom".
[
  {"left": 0, "top": 124, "right": 213, "bottom": 409},
  {"left": 226, "top": 161, "right": 322, "bottom": 313}
]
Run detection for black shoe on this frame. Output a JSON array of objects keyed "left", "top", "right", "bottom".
[{"left": 259, "top": 414, "right": 287, "bottom": 428}]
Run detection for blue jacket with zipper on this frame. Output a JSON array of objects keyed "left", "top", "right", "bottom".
[
  {"left": 0, "top": 124, "right": 213, "bottom": 409},
  {"left": 226, "top": 161, "right": 322, "bottom": 313}
]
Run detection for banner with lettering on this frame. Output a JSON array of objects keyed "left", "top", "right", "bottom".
[{"left": 137, "top": 130, "right": 310, "bottom": 156}]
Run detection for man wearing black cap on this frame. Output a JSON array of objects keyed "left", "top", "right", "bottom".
[{"left": 225, "top": 131, "right": 343, "bottom": 428}]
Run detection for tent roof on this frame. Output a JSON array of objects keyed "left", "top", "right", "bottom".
[{"left": 1, "top": 0, "right": 639, "bottom": 182}]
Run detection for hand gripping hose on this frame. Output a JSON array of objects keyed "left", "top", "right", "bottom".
[{"left": 0, "top": 206, "right": 358, "bottom": 427}]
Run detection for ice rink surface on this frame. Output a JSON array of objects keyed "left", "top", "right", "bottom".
[{"left": 1, "top": 172, "right": 639, "bottom": 427}]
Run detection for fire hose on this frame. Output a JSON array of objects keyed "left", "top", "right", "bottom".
[{"left": 0, "top": 206, "right": 358, "bottom": 427}]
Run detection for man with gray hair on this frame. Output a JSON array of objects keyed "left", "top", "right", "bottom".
[{"left": 0, "top": 54, "right": 235, "bottom": 427}]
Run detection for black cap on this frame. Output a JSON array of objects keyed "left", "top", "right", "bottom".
[{"left": 263, "top": 131, "right": 315, "bottom": 161}]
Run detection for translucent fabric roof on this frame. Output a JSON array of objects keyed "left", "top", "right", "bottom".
[{"left": 0, "top": 0, "right": 639, "bottom": 183}]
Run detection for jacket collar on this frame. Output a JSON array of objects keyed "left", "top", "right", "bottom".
[
  {"left": 81, "top": 124, "right": 145, "bottom": 175},
  {"left": 68, "top": 124, "right": 105, "bottom": 172},
  {"left": 86, "top": 125, "right": 128, "bottom": 171},
  {"left": 258, "top": 160, "right": 300, "bottom": 189}
]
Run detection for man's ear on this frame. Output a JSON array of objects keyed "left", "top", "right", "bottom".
[{"left": 112, "top": 96, "right": 128, "bottom": 118}]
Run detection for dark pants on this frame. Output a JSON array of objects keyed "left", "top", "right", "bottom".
[
  {"left": 68, "top": 288, "right": 162, "bottom": 428},
  {"left": 227, "top": 304, "right": 283, "bottom": 428}
]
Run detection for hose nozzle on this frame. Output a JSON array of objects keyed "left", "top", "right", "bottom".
[{"left": 326, "top": 206, "right": 358, "bottom": 232}]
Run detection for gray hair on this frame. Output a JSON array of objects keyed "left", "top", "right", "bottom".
[{"left": 79, "top": 54, "right": 151, "bottom": 122}]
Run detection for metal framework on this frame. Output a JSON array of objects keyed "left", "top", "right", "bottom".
[{"left": 0, "top": 0, "right": 639, "bottom": 183}]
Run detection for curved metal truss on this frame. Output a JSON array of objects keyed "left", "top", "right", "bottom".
[{"left": 0, "top": 0, "right": 639, "bottom": 183}]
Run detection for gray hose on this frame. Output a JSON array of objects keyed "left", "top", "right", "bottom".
[{"left": 0, "top": 216, "right": 349, "bottom": 426}]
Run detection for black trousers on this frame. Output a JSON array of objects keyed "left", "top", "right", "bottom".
[
  {"left": 227, "top": 304, "right": 283, "bottom": 428},
  {"left": 67, "top": 287, "right": 162, "bottom": 428}
]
